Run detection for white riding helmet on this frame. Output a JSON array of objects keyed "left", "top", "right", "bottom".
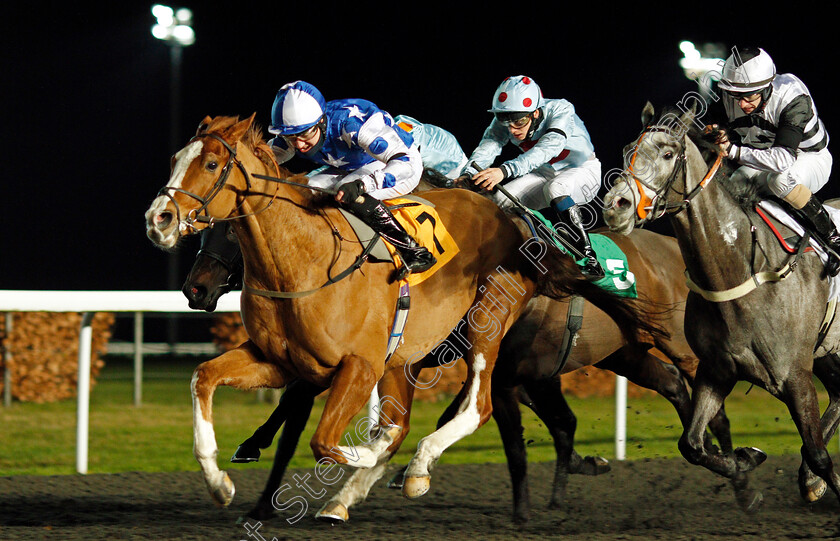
[
  {"left": 718, "top": 47, "right": 776, "bottom": 94},
  {"left": 489, "top": 75, "right": 544, "bottom": 114}
]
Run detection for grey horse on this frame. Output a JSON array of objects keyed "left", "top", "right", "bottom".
[{"left": 602, "top": 101, "right": 840, "bottom": 512}]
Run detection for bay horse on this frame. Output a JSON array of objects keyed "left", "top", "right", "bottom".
[
  {"left": 145, "top": 114, "right": 659, "bottom": 508},
  {"left": 602, "top": 102, "right": 840, "bottom": 511},
  {"left": 183, "top": 223, "right": 733, "bottom": 523}
]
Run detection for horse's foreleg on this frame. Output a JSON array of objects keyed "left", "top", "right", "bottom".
[
  {"left": 657, "top": 347, "right": 733, "bottom": 453},
  {"left": 521, "top": 377, "right": 583, "bottom": 514},
  {"left": 677, "top": 371, "right": 762, "bottom": 512},
  {"left": 800, "top": 353, "right": 840, "bottom": 502},
  {"left": 492, "top": 381, "right": 530, "bottom": 524},
  {"left": 233, "top": 379, "right": 321, "bottom": 463},
  {"left": 317, "top": 365, "right": 416, "bottom": 523},
  {"left": 246, "top": 380, "right": 323, "bottom": 521},
  {"left": 191, "top": 341, "right": 290, "bottom": 507},
  {"left": 597, "top": 347, "right": 706, "bottom": 446},
  {"left": 310, "top": 354, "right": 378, "bottom": 468},
  {"left": 783, "top": 367, "right": 840, "bottom": 505}
]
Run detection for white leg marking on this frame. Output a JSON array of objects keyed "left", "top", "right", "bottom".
[
  {"left": 407, "top": 354, "right": 486, "bottom": 477},
  {"left": 191, "top": 371, "right": 223, "bottom": 483}
]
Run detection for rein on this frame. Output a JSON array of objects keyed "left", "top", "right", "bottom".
[{"left": 161, "top": 131, "right": 374, "bottom": 298}]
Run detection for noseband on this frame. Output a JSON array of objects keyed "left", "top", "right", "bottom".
[{"left": 625, "top": 126, "right": 723, "bottom": 225}]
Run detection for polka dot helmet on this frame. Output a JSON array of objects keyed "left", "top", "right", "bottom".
[
  {"left": 269, "top": 81, "right": 326, "bottom": 136},
  {"left": 489, "top": 75, "right": 544, "bottom": 115}
]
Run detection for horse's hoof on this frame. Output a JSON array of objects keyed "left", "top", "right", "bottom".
[
  {"left": 402, "top": 476, "right": 431, "bottom": 499},
  {"left": 316, "top": 501, "right": 349, "bottom": 523},
  {"left": 739, "top": 490, "right": 763, "bottom": 514},
  {"left": 577, "top": 456, "right": 611, "bottom": 476},
  {"left": 800, "top": 477, "right": 828, "bottom": 503},
  {"left": 735, "top": 447, "right": 767, "bottom": 472},
  {"left": 512, "top": 510, "right": 530, "bottom": 524},
  {"left": 387, "top": 469, "right": 405, "bottom": 489},
  {"left": 230, "top": 444, "right": 260, "bottom": 463},
  {"left": 209, "top": 471, "right": 236, "bottom": 507}
]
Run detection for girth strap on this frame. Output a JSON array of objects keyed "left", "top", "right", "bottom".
[{"left": 549, "top": 296, "right": 585, "bottom": 378}]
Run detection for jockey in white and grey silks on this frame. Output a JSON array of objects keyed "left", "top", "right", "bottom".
[
  {"left": 461, "top": 75, "right": 604, "bottom": 277},
  {"left": 714, "top": 46, "right": 839, "bottom": 276},
  {"left": 268, "top": 81, "right": 436, "bottom": 277}
]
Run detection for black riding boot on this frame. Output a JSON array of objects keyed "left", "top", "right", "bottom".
[
  {"left": 552, "top": 197, "right": 604, "bottom": 279},
  {"left": 794, "top": 194, "right": 840, "bottom": 277},
  {"left": 347, "top": 194, "right": 437, "bottom": 278}
]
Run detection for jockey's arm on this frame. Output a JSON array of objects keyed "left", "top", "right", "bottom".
[
  {"left": 461, "top": 121, "right": 507, "bottom": 177},
  {"left": 729, "top": 95, "right": 812, "bottom": 173}
]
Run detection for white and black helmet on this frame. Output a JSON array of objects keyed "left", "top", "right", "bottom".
[{"left": 718, "top": 47, "right": 776, "bottom": 94}]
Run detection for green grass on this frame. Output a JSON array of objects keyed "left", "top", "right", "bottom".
[{"left": 0, "top": 355, "right": 830, "bottom": 476}]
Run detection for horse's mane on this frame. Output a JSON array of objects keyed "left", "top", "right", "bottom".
[
  {"left": 650, "top": 106, "right": 758, "bottom": 210},
  {"left": 203, "top": 115, "right": 321, "bottom": 208}
]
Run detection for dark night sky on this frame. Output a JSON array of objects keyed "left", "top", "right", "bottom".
[{"left": 3, "top": 3, "right": 837, "bottom": 291}]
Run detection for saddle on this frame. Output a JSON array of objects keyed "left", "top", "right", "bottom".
[{"left": 339, "top": 195, "right": 459, "bottom": 287}]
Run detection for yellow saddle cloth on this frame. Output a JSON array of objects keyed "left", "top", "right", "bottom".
[{"left": 384, "top": 197, "right": 460, "bottom": 286}]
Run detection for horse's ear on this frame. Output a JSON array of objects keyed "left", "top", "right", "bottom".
[
  {"left": 641, "top": 101, "right": 655, "bottom": 127},
  {"left": 197, "top": 116, "right": 213, "bottom": 135},
  {"left": 229, "top": 113, "right": 256, "bottom": 142},
  {"left": 679, "top": 101, "right": 698, "bottom": 128}
]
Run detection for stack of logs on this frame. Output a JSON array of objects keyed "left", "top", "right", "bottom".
[
  {"left": 0, "top": 312, "right": 114, "bottom": 403},
  {"left": 209, "top": 313, "right": 654, "bottom": 401}
]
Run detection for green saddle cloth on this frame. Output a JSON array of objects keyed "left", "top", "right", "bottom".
[{"left": 529, "top": 209, "right": 638, "bottom": 298}]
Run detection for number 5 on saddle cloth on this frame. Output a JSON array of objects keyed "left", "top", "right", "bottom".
[{"left": 515, "top": 204, "right": 638, "bottom": 299}]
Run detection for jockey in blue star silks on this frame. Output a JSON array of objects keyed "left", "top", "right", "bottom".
[
  {"left": 268, "top": 80, "right": 436, "bottom": 276},
  {"left": 461, "top": 75, "right": 604, "bottom": 277},
  {"left": 712, "top": 46, "right": 840, "bottom": 276}
]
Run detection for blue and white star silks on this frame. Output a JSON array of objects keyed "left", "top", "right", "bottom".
[{"left": 270, "top": 98, "right": 422, "bottom": 199}]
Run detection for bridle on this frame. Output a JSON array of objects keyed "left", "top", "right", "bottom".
[
  {"left": 156, "top": 132, "right": 261, "bottom": 233},
  {"left": 624, "top": 126, "right": 723, "bottom": 225},
  {"left": 155, "top": 129, "right": 382, "bottom": 298},
  {"left": 626, "top": 125, "right": 814, "bottom": 303}
]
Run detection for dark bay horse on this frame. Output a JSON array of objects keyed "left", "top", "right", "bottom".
[
  {"left": 145, "top": 114, "right": 659, "bottom": 508},
  {"left": 603, "top": 102, "right": 840, "bottom": 511},
  {"left": 183, "top": 224, "right": 732, "bottom": 523}
]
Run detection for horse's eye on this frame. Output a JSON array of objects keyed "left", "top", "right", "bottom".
[
  {"left": 663, "top": 152, "right": 674, "bottom": 160},
  {"left": 206, "top": 161, "right": 218, "bottom": 172}
]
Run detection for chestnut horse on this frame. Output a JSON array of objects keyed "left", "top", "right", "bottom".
[
  {"left": 183, "top": 225, "right": 731, "bottom": 523},
  {"left": 145, "top": 114, "right": 658, "bottom": 508},
  {"left": 603, "top": 102, "right": 840, "bottom": 511}
]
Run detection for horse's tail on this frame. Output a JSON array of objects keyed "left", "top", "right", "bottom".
[{"left": 533, "top": 245, "right": 670, "bottom": 346}]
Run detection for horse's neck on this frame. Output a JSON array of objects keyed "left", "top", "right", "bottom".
[
  {"left": 232, "top": 150, "right": 332, "bottom": 291},
  {"left": 669, "top": 145, "right": 757, "bottom": 290}
]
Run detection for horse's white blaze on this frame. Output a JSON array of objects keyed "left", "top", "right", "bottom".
[
  {"left": 145, "top": 140, "right": 204, "bottom": 239},
  {"left": 190, "top": 370, "right": 222, "bottom": 481},
  {"left": 407, "top": 354, "right": 486, "bottom": 478}
]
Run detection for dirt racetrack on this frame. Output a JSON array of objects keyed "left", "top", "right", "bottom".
[{"left": 2, "top": 455, "right": 839, "bottom": 540}]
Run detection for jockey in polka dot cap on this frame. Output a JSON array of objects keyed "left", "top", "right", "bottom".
[
  {"left": 461, "top": 75, "right": 604, "bottom": 278},
  {"left": 268, "top": 80, "right": 436, "bottom": 277}
]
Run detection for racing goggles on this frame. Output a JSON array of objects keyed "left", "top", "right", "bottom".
[{"left": 495, "top": 112, "right": 533, "bottom": 128}]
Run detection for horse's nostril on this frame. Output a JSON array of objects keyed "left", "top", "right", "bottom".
[
  {"left": 155, "top": 212, "right": 174, "bottom": 229},
  {"left": 617, "top": 198, "right": 631, "bottom": 209}
]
